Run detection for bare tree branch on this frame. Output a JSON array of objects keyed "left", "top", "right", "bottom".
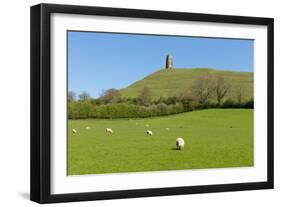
[{"left": 215, "top": 76, "right": 231, "bottom": 105}]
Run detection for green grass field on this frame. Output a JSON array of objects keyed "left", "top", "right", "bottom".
[
  {"left": 120, "top": 68, "right": 253, "bottom": 100},
  {"left": 68, "top": 109, "right": 253, "bottom": 175}
]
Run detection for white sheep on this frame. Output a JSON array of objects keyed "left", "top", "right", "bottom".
[
  {"left": 146, "top": 130, "right": 153, "bottom": 136},
  {"left": 106, "top": 128, "right": 113, "bottom": 134},
  {"left": 176, "top": 137, "right": 185, "bottom": 150},
  {"left": 72, "top": 129, "right": 77, "bottom": 135}
]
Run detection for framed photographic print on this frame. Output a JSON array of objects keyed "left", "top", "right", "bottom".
[{"left": 30, "top": 3, "right": 274, "bottom": 203}]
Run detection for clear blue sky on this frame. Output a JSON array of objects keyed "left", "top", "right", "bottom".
[{"left": 68, "top": 31, "right": 253, "bottom": 98}]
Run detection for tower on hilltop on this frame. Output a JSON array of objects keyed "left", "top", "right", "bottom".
[{"left": 166, "top": 55, "right": 173, "bottom": 69}]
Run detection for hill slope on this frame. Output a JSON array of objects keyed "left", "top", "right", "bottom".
[{"left": 120, "top": 68, "right": 253, "bottom": 101}]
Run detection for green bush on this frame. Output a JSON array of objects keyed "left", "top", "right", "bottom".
[
  {"left": 67, "top": 101, "right": 186, "bottom": 119},
  {"left": 243, "top": 98, "right": 254, "bottom": 108},
  {"left": 67, "top": 96, "right": 253, "bottom": 119},
  {"left": 222, "top": 99, "right": 239, "bottom": 108}
]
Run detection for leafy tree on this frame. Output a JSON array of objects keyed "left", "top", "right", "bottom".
[
  {"left": 222, "top": 98, "right": 238, "bottom": 108},
  {"left": 156, "top": 103, "right": 168, "bottom": 115},
  {"left": 244, "top": 98, "right": 254, "bottom": 108},
  {"left": 100, "top": 88, "right": 122, "bottom": 104},
  {"left": 166, "top": 96, "right": 178, "bottom": 105},
  {"left": 176, "top": 90, "right": 195, "bottom": 111},
  {"left": 137, "top": 87, "right": 152, "bottom": 106},
  {"left": 67, "top": 102, "right": 79, "bottom": 119}
]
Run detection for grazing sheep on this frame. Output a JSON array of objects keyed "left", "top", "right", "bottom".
[
  {"left": 72, "top": 129, "right": 77, "bottom": 135},
  {"left": 106, "top": 128, "right": 113, "bottom": 134},
  {"left": 86, "top": 126, "right": 90, "bottom": 130},
  {"left": 146, "top": 130, "right": 153, "bottom": 136},
  {"left": 176, "top": 137, "right": 185, "bottom": 150}
]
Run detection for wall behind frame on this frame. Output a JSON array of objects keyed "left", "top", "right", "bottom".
[{"left": 0, "top": 0, "right": 279, "bottom": 207}]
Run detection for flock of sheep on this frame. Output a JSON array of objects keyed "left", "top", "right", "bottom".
[{"left": 71, "top": 125, "right": 185, "bottom": 150}]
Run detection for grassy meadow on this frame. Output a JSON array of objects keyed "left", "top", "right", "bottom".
[{"left": 68, "top": 109, "right": 254, "bottom": 175}]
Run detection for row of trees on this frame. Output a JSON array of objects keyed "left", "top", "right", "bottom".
[
  {"left": 68, "top": 102, "right": 185, "bottom": 119},
  {"left": 68, "top": 76, "right": 253, "bottom": 119}
]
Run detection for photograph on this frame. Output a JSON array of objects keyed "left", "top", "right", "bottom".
[
  {"left": 30, "top": 3, "right": 274, "bottom": 203},
  {"left": 67, "top": 31, "right": 254, "bottom": 176}
]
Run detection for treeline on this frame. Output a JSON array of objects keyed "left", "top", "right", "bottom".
[
  {"left": 68, "top": 102, "right": 185, "bottom": 119},
  {"left": 68, "top": 75, "right": 254, "bottom": 119}
]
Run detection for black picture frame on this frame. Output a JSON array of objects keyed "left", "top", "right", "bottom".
[{"left": 30, "top": 3, "right": 274, "bottom": 204}]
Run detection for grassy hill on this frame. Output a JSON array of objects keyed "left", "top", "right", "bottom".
[{"left": 120, "top": 68, "right": 253, "bottom": 101}]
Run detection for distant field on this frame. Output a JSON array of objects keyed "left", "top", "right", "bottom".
[
  {"left": 120, "top": 68, "right": 253, "bottom": 100},
  {"left": 68, "top": 109, "right": 253, "bottom": 175}
]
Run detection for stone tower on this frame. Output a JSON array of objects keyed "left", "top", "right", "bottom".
[{"left": 166, "top": 55, "right": 173, "bottom": 69}]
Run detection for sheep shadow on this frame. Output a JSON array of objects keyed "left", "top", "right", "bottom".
[{"left": 171, "top": 147, "right": 180, "bottom": 151}]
